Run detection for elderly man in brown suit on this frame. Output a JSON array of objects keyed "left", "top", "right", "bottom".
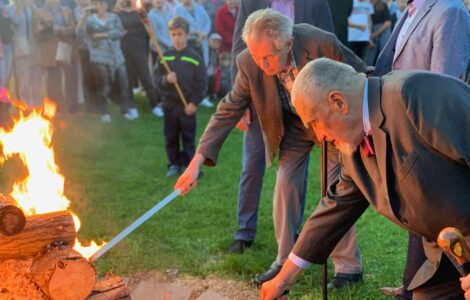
[
  {"left": 33, "top": 0, "right": 77, "bottom": 112},
  {"left": 175, "top": 8, "right": 367, "bottom": 285},
  {"left": 261, "top": 58, "right": 470, "bottom": 300}
]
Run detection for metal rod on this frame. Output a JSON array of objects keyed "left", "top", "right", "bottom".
[
  {"left": 321, "top": 141, "right": 328, "bottom": 300},
  {"left": 89, "top": 189, "right": 181, "bottom": 262},
  {"left": 139, "top": 12, "right": 188, "bottom": 108}
]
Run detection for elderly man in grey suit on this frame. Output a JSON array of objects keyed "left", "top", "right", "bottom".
[
  {"left": 374, "top": 0, "right": 470, "bottom": 297},
  {"left": 175, "top": 8, "right": 367, "bottom": 286},
  {"left": 261, "top": 58, "right": 470, "bottom": 300}
]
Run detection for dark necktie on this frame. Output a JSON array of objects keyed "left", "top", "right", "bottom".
[{"left": 361, "top": 135, "right": 375, "bottom": 157}]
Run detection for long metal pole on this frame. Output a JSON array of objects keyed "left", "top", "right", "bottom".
[
  {"left": 89, "top": 189, "right": 181, "bottom": 262},
  {"left": 321, "top": 141, "right": 328, "bottom": 300}
]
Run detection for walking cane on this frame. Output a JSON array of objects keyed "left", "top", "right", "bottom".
[{"left": 314, "top": 141, "right": 328, "bottom": 300}]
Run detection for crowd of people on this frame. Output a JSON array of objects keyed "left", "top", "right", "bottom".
[{"left": 1, "top": 0, "right": 470, "bottom": 299}]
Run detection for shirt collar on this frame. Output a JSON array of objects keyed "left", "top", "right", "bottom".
[{"left": 362, "top": 78, "right": 371, "bottom": 136}]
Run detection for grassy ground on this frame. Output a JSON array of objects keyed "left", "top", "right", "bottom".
[{"left": 0, "top": 98, "right": 408, "bottom": 299}]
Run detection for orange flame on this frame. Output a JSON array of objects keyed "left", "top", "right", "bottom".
[{"left": 0, "top": 99, "right": 106, "bottom": 260}]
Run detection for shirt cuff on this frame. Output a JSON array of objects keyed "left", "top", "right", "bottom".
[{"left": 288, "top": 252, "right": 312, "bottom": 270}]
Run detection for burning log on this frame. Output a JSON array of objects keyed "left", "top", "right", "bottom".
[
  {"left": 30, "top": 247, "right": 96, "bottom": 300},
  {"left": 87, "top": 276, "right": 131, "bottom": 300},
  {"left": 0, "top": 211, "right": 76, "bottom": 261},
  {"left": 0, "top": 259, "right": 48, "bottom": 299},
  {"left": 0, "top": 194, "right": 26, "bottom": 236}
]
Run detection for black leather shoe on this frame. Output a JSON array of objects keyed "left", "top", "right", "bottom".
[
  {"left": 327, "top": 272, "right": 363, "bottom": 290},
  {"left": 228, "top": 239, "right": 253, "bottom": 253},
  {"left": 253, "top": 262, "right": 282, "bottom": 286}
]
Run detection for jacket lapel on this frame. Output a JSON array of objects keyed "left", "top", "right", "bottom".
[
  {"left": 394, "top": 0, "right": 437, "bottom": 62},
  {"left": 368, "top": 78, "right": 391, "bottom": 202}
]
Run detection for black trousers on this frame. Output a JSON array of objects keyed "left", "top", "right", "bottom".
[
  {"left": 78, "top": 48, "right": 97, "bottom": 112},
  {"left": 163, "top": 104, "right": 196, "bottom": 168},
  {"left": 122, "top": 45, "right": 160, "bottom": 108}
]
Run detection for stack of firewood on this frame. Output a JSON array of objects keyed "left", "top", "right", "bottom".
[{"left": 0, "top": 194, "right": 131, "bottom": 300}]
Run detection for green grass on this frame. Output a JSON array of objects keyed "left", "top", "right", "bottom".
[{"left": 0, "top": 97, "right": 408, "bottom": 299}]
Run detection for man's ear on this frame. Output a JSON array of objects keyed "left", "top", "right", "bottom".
[{"left": 328, "top": 91, "right": 349, "bottom": 114}]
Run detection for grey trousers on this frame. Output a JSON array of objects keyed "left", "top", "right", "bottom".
[{"left": 274, "top": 112, "right": 362, "bottom": 274}]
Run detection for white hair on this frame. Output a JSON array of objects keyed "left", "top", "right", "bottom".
[
  {"left": 242, "top": 8, "right": 293, "bottom": 49},
  {"left": 292, "top": 58, "right": 358, "bottom": 108}
]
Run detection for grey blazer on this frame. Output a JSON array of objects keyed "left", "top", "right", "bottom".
[
  {"left": 197, "top": 23, "right": 367, "bottom": 168},
  {"left": 292, "top": 71, "right": 470, "bottom": 289},
  {"left": 375, "top": 0, "right": 470, "bottom": 78}
]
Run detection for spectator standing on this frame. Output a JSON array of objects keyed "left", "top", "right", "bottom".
[
  {"left": 7, "top": 0, "right": 41, "bottom": 105},
  {"left": 214, "top": 0, "right": 238, "bottom": 53},
  {"left": 327, "top": 0, "right": 353, "bottom": 45},
  {"left": 164, "top": 0, "right": 178, "bottom": 13},
  {"left": 390, "top": 0, "right": 406, "bottom": 29},
  {"left": 347, "top": 0, "right": 374, "bottom": 61},
  {"left": 196, "top": 0, "right": 223, "bottom": 32},
  {"left": 74, "top": 0, "right": 96, "bottom": 112},
  {"left": 148, "top": 0, "right": 172, "bottom": 64},
  {"left": 154, "top": 16, "right": 207, "bottom": 177},
  {"left": 0, "top": 1, "right": 13, "bottom": 88},
  {"left": 116, "top": 0, "right": 161, "bottom": 117},
  {"left": 33, "top": 0, "right": 79, "bottom": 113},
  {"left": 211, "top": 51, "right": 231, "bottom": 98},
  {"left": 374, "top": 0, "right": 470, "bottom": 298},
  {"left": 365, "top": 0, "right": 391, "bottom": 65},
  {"left": 78, "top": 0, "right": 136, "bottom": 122}
]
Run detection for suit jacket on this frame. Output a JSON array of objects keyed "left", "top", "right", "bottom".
[
  {"left": 197, "top": 23, "right": 367, "bottom": 167},
  {"left": 375, "top": 0, "right": 470, "bottom": 78},
  {"left": 231, "top": 0, "right": 334, "bottom": 81},
  {"left": 32, "top": 6, "right": 75, "bottom": 67},
  {"left": 293, "top": 71, "right": 470, "bottom": 289}
]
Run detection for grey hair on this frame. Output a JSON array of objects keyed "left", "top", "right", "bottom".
[
  {"left": 242, "top": 8, "right": 293, "bottom": 47},
  {"left": 292, "top": 58, "right": 357, "bottom": 107}
]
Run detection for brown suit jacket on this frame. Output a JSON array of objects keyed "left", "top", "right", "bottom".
[
  {"left": 197, "top": 23, "right": 367, "bottom": 167},
  {"left": 293, "top": 71, "right": 470, "bottom": 289},
  {"left": 33, "top": 6, "right": 75, "bottom": 67}
]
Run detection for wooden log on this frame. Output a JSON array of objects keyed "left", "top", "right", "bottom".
[
  {"left": 0, "top": 210, "right": 76, "bottom": 261},
  {"left": 87, "top": 276, "right": 131, "bottom": 300},
  {"left": 0, "top": 194, "right": 26, "bottom": 236},
  {"left": 0, "top": 259, "right": 48, "bottom": 300},
  {"left": 31, "top": 247, "right": 96, "bottom": 300}
]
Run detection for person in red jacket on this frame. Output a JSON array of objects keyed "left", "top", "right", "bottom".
[{"left": 215, "top": 0, "right": 239, "bottom": 53}]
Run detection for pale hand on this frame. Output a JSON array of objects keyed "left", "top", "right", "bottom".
[
  {"left": 235, "top": 108, "right": 251, "bottom": 131},
  {"left": 184, "top": 102, "right": 197, "bottom": 116},
  {"left": 174, "top": 153, "right": 204, "bottom": 195},
  {"left": 167, "top": 72, "right": 177, "bottom": 84},
  {"left": 261, "top": 276, "right": 288, "bottom": 300},
  {"left": 462, "top": 274, "right": 470, "bottom": 299}
]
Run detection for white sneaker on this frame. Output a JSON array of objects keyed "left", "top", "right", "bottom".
[
  {"left": 152, "top": 106, "right": 164, "bottom": 117},
  {"left": 101, "top": 114, "right": 111, "bottom": 123},
  {"left": 199, "top": 97, "right": 214, "bottom": 108},
  {"left": 129, "top": 108, "right": 139, "bottom": 119},
  {"left": 123, "top": 112, "right": 134, "bottom": 121}
]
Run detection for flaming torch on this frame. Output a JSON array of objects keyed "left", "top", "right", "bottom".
[{"left": 135, "top": 0, "right": 188, "bottom": 108}]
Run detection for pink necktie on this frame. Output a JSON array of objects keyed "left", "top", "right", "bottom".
[{"left": 361, "top": 135, "right": 375, "bottom": 157}]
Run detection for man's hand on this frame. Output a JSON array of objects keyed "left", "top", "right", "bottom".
[
  {"left": 260, "top": 259, "right": 304, "bottom": 300},
  {"left": 261, "top": 276, "right": 289, "bottom": 300},
  {"left": 184, "top": 102, "right": 197, "bottom": 116},
  {"left": 174, "top": 152, "right": 205, "bottom": 195},
  {"left": 462, "top": 274, "right": 470, "bottom": 299},
  {"left": 167, "top": 72, "right": 177, "bottom": 84},
  {"left": 235, "top": 108, "right": 251, "bottom": 131}
]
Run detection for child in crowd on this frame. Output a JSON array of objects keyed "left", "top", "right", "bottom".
[
  {"left": 211, "top": 51, "right": 231, "bottom": 99},
  {"left": 348, "top": 0, "right": 374, "bottom": 61},
  {"left": 154, "top": 16, "right": 207, "bottom": 177}
]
